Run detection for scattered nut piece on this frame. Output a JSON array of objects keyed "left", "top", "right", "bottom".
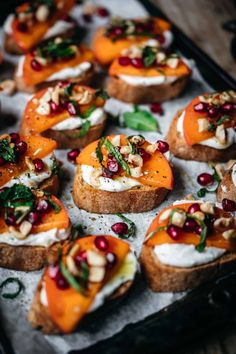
[
  {"left": 200, "top": 202, "right": 215, "bottom": 215},
  {"left": 171, "top": 210, "right": 186, "bottom": 228},
  {"left": 89, "top": 266, "right": 105, "bottom": 283},
  {"left": 0, "top": 80, "right": 16, "bottom": 96},
  {"left": 159, "top": 208, "right": 172, "bottom": 222},
  {"left": 222, "top": 229, "right": 236, "bottom": 240},
  {"left": 198, "top": 118, "right": 210, "bottom": 133},
  {"left": 214, "top": 164, "right": 225, "bottom": 179},
  {"left": 129, "top": 135, "right": 145, "bottom": 146},
  {"left": 36, "top": 102, "right": 50, "bottom": 116},
  {"left": 214, "top": 217, "right": 233, "bottom": 229},
  {"left": 215, "top": 125, "right": 226, "bottom": 145},
  {"left": 19, "top": 220, "right": 32, "bottom": 237},
  {"left": 166, "top": 57, "right": 179, "bottom": 69},
  {"left": 156, "top": 51, "right": 166, "bottom": 63},
  {"left": 146, "top": 143, "right": 158, "bottom": 154},
  {"left": 9, "top": 226, "right": 28, "bottom": 240},
  {"left": 36, "top": 4, "right": 50, "bottom": 22},
  {"left": 192, "top": 211, "right": 205, "bottom": 221},
  {"left": 66, "top": 255, "right": 80, "bottom": 276},
  {"left": 87, "top": 250, "right": 107, "bottom": 267},
  {"left": 130, "top": 166, "right": 142, "bottom": 178},
  {"left": 120, "top": 145, "right": 132, "bottom": 155},
  {"left": 111, "top": 135, "right": 121, "bottom": 146},
  {"left": 128, "top": 154, "right": 143, "bottom": 167}
]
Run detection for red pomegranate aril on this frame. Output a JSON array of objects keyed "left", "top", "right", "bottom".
[
  {"left": 111, "top": 222, "right": 128, "bottom": 236},
  {"left": 96, "top": 7, "right": 110, "bottom": 17},
  {"left": 207, "top": 106, "right": 218, "bottom": 118},
  {"left": 0, "top": 157, "right": 5, "bottom": 166},
  {"left": 67, "top": 102, "right": 77, "bottom": 116},
  {"left": 82, "top": 13, "right": 92, "bottom": 23},
  {"left": 28, "top": 211, "right": 40, "bottom": 225},
  {"left": 137, "top": 148, "right": 151, "bottom": 163},
  {"left": 150, "top": 103, "right": 163, "bottom": 115},
  {"left": 50, "top": 101, "right": 60, "bottom": 114},
  {"left": 75, "top": 250, "right": 87, "bottom": 267},
  {"left": 188, "top": 203, "right": 201, "bottom": 214},
  {"left": 118, "top": 56, "right": 131, "bottom": 66},
  {"left": 108, "top": 153, "right": 117, "bottom": 161},
  {"left": 10, "top": 132, "right": 20, "bottom": 143},
  {"left": 195, "top": 225, "right": 202, "bottom": 235},
  {"left": 113, "top": 27, "right": 123, "bottom": 36},
  {"left": 183, "top": 218, "right": 199, "bottom": 232},
  {"left": 31, "top": 59, "right": 42, "bottom": 71},
  {"left": 131, "top": 57, "right": 144, "bottom": 68},
  {"left": 156, "top": 34, "right": 165, "bottom": 44},
  {"left": 221, "top": 103, "right": 234, "bottom": 113},
  {"left": 106, "top": 252, "right": 117, "bottom": 269},
  {"left": 107, "top": 160, "right": 119, "bottom": 173},
  {"left": 36, "top": 199, "right": 51, "bottom": 213},
  {"left": 16, "top": 22, "right": 28, "bottom": 33},
  {"left": 102, "top": 168, "right": 113, "bottom": 178},
  {"left": 6, "top": 215, "right": 16, "bottom": 226},
  {"left": 67, "top": 148, "right": 80, "bottom": 163},
  {"left": 14, "top": 141, "right": 27, "bottom": 155},
  {"left": 48, "top": 264, "right": 60, "bottom": 279},
  {"left": 95, "top": 236, "right": 109, "bottom": 251},
  {"left": 167, "top": 224, "right": 182, "bottom": 240},
  {"left": 194, "top": 102, "right": 208, "bottom": 113},
  {"left": 222, "top": 198, "right": 236, "bottom": 212},
  {"left": 55, "top": 269, "right": 70, "bottom": 290},
  {"left": 197, "top": 173, "right": 213, "bottom": 186},
  {"left": 157, "top": 140, "right": 169, "bottom": 153},
  {"left": 33, "top": 158, "right": 45, "bottom": 172},
  {"left": 59, "top": 80, "right": 69, "bottom": 87}
]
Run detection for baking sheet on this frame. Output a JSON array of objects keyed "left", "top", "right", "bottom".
[{"left": 0, "top": 1, "right": 215, "bottom": 353}]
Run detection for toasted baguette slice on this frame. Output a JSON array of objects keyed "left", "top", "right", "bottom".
[
  {"left": 42, "top": 121, "right": 106, "bottom": 149},
  {"left": 14, "top": 64, "right": 94, "bottom": 94},
  {"left": 140, "top": 244, "right": 236, "bottom": 292},
  {"left": 73, "top": 166, "right": 169, "bottom": 214},
  {"left": 167, "top": 110, "right": 236, "bottom": 162},
  {"left": 217, "top": 164, "right": 236, "bottom": 202},
  {"left": 28, "top": 278, "right": 132, "bottom": 334},
  {"left": 107, "top": 75, "right": 190, "bottom": 104},
  {"left": 40, "top": 172, "right": 60, "bottom": 195}
]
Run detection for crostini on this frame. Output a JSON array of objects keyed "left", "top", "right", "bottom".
[
  {"left": 167, "top": 90, "right": 236, "bottom": 162},
  {"left": 93, "top": 16, "right": 172, "bottom": 65},
  {"left": 140, "top": 200, "right": 236, "bottom": 292},
  {"left": 28, "top": 235, "right": 137, "bottom": 333},
  {"left": 107, "top": 41, "right": 191, "bottom": 103},
  {"left": 0, "top": 133, "right": 61, "bottom": 195},
  {"left": 3, "top": 0, "right": 75, "bottom": 55},
  {"left": 20, "top": 84, "right": 108, "bottom": 149},
  {"left": 217, "top": 161, "right": 236, "bottom": 206},
  {"left": 73, "top": 134, "right": 173, "bottom": 213},
  {"left": 15, "top": 36, "right": 95, "bottom": 93},
  {"left": 0, "top": 184, "right": 70, "bottom": 271}
]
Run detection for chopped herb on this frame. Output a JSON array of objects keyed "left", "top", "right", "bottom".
[
  {"left": 195, "top": 220, "right": 208, "bottom": 252},
  {"left": 123, "top": 105, "right": 160, "bottom": 132},
  {"left": 50, "top": 156, "right": 62, "bottom": 178},
  {"left": 96, "top": 137, "right": 105, "bottom": 164},
  {"left": 104, "top": 139, "right": 131, "bottom": 175},
  {"left": 44, "top": 192, "right": 61, "bottom": 213},
  {"left": 78, "top": 120, "right": 91, "bottom": 137},
  {"left": 116, "top": 213, "right": 136, "bottom": 239},
  {"left": 142, "top": 46, "right": 156, "bottom": 67},
  {"left": 197, "top": 188, "right": 207, "bottom": 198},
  {"left": 60, "top": 261, "right": 85, "bottom": 293},
  {"left": 145, "top": 225, "right": 167, "bottom": 240},
  {"left": 71, "top": 224, "right": 84, "bottom": 241},
  {"left": 95, "top": 89, "right": 110, "bottom": 100},
  {"left": 208, "top": 115, "right": 231, "bottom": 132},
  {"left": 127, "top": 136, "right": 137, "bottom": 154},
  {"left": 64, "top": 83, "right": 76, "bottom": 96},
  {"left": 80, "top": 105, "right": 96, "bottom": 118},
  {"left": 0, "top": 278, "right": 24, "bottom": 299},
  {"left": 0, "top": 184, "right": 34, "bottom": 209},
  {"left": 37, "top": 37, "right": 81, "bottom": 60},
  {"left": 0, "top": 139, "right": 17, "bottom": 163}
]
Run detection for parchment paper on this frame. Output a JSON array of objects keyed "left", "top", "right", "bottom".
[{"left": 0, "top": 1, "right": 214, "bottom": 353}]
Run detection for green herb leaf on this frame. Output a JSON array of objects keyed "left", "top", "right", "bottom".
[
  {"left": 104, "top": 139, "right": 131, "bottom": 175},
  {"left": 142, "top": 46, "right": 156, "bottom": 67},
  {"left": 0, "top": 184, "right": 34, "bottom": 209},
  {"left": 123, "top": 105, "right": 160, "bottom": 132},
  {"left": 116, "top": 213, "right": 136, "bottom": 239},
  {"left": 197, "top": 188, "right": 207, "bottom": 198},
  {"left": 0, "top": 139, "right": 17, "bottom": 163},
  {"left": 208, "top": 115, "right": 231, "bottom": 132},
  {"left": 195, "top": 220, "right": 207, "bottom": 252},
  {"left": 95, "top": 89, "right": 110, "bottom": 100},
  {"left": 0, "top": 277, "right": 24, "bottom": 299},
  {"left": 127, "top": 136, "right": 137, "bottom": 154},
  {"left": 78, "top": 120, "right": 91, "bottom": 137},
  {"left": 60, "top": 261, "right": 84, "bottom": 293},
  {"left": 50, "top": 156, "right": 62, "bottom": 178},
  {"left": 44, "top": 192, "right": 61, "bottom": 213},
  {"left": 145, "top": 226, "right": 168, "bottom": 241},
  {"left": 64, "top": 83, "right": 76, "bottom": 96},
  {"left": 80, "top": 105, "right": 96, "bottom": 119},
  {"left": 96, "top": 137, "right": 105, "bottom": 164},
  {"left": 71, "top": 224, "right": 84, "bottom": 241}
]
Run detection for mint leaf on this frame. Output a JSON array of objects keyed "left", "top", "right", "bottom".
[
  {"left": 0, "top": 184, "right": 34, "bottom": 208},
  {"left": 142, "top": 46, "right": 156, "bottom": 67},
  {"left": 78, "top": 120, "right": 91, "bottom": 137},
  {"left": 123, "top": 106, "right": 160, "bottom": 132},
  {"left": 104, "top": 139, "right": 131, "bottom": 176},
  {"left": 0, "top": 277, "right": 24, "bottom": 300},
  {"left": 116, "top": 213, "right": 136, "bottom": 239},
  {"left": 0, "top": 139, "right": 17, "bottom": 163}
]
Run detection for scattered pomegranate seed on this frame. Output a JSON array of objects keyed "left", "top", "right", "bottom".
[
  {"left": 112, "top": 27, "right": 123, "bottom": 36},
  {"left": 221, "top": 103, "right": 234, "bottom": 113},
  {"left": 60, "top": 14, "right": 73, "bottom": 22},
  {"left": 107, "top": 160, "right": 119, "bottom": 173},
  {"left": 167, "top": 224, "right": 182, "bottom": 240},
  {"left": 59, "top": 80, "right": 70, "bottom": 87},
  {"left": 33, "top": 158, "right": 45, "bottom": 172},
  {"left": 67, "top": 102, "right": 77, "bottom": 116},
  {"left": 48, "top": 264, "right": 60, "bottom": 279},
  {"left": 188, "top": 203, "right": 201, "bottom": 214},
  {"left": 16, "top": 22, "right": 28, "bottom": 33},
  {"left": 137, "top": 148, "right": 151, "bottom": 163},
  {"left": 14, "top": 141, "right": 27, "bottom": 155},
  {"left": 150, "top": 103, "right": 163, "bottom": 115},
  {"left": 207, "top": 106, "right": 218, "bottom": 118},
  {"left": 31, "top": 59, "right": 42, "bottom": 71},
  {"left": 156, "top": 140, "right": 169, "bottom": 153},
  {"left": 195, "top": 225, "right": 202, "bottom": 235},
  {"left": 194, "top": 102, "right": 208, "bottom": 113},
  {"left": 156, "top": 34, "right": 165, "bottom": 44},
  {"left": 222, "top": 198, "right": 236, "bottom": 212},
  {"left": 55, "top": 269, "right": 70, "bottom": 290},
  {"left": 118, "top": 56, "right": 131, "bottom": 66},
  {"left": 28, "top": 211, "right": 40, "bottom": 225},
  {"left": 94, "top": 236, "right": 109, "bottom": 251},
  {"left": 36, "top": 199, "right": 51, "bottom": 213},
  {"left": 82, "top": 13, "right": 92, "bottom": 23},
  {"left": 102, "top": 168, "right": 113, "bottom": 178},
  {"left": 50, "top": 101, "right": 60, "bottom": 114},
  {"left": 75, "top": 250, "right": 87, "bottom": 267},
  {"left": 183, "top": 218, "right": 199, "bottom": 232},
  {"left": 67, "top": 148, "right": 80, "bottom": 163},
  {"left": 5, "top": 215, "right": 16, "bottom": 226},
  {"left": 197, "top": 173, "right": 213, "bottom": 186},
  {"left": 106, "top": 252, "right": 117, "bottom": 269},
  {"left": 131, "top": 57, "right": 144, "bottom": 68},
  {"left": 10, "top": 132, "right": 20, "bottom": 143},
  {"left": 0, "top": 157, "right": 5, "bottom": 166},
  {"left": 96, "top": 7, "right": 110, "bottom": 17},
  {"left": 111, "top": 222, "right": 128, "bottom": 236}
]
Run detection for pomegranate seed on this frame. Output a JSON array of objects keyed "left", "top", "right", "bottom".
[
  {"left": 28, "top": 211, "right": 40, "bottom": 225},
  {"left": 207, "top": 106, "right": 218, "bottom": 118},
  {"left": 33, "top": 158, "right": 45, "bottom": 172},
  {"left": 59, "top": 80, "right": 70, "bottom": 87},
  {"left": 16, "top": 22, "right": 28, "bottom": 33},
  {"left": 94, "top": 236, "right": 109, "bottom": 251},
  {"left": 75, "top": 250, "right": 87, "bottom": 267},
  {"left": 183, "top": 218, "right": 199, "bottom": 232},
  {"left": 14, "top": 141, "right": 27, "bottom": 155},
  {"left": 31, "top": 59, "right": 42, "bottom": 71},
  {"left": 0, "top": 157, "right": 5, "bottom": 166},
  {"left": 60, "top": 14, "right": 73, "bottom": 22},
  {"left": 118, "top": 56, "right": 131, "bottom": 66},
  {"left": 106, "top": 252, "right": 117, "bottom": 269},
  {"left": 10, "top": 132, "right": 20, "bottom": 143},
  {"left": 221, "top": 103, "right": 234, "bottom": 113},
  {"left": 82, "top": 13, "right": 92, "bottom": 23},
  {"left": 67, "top": 102, "right": 77, "bottom": 116},
  {"left": 137, "top": 148, "right": 151, "bottom": 163},
  {"left": 197, "top": 173, "right": 213, "bottom": 186},
  {"left": 131, "top": 57, "right": 144, "bottom": 68},
  {"left": 50, "top": 101, "right": 60, "bottom": 114},
  {"left": 167, "top": 224, "right": 182, "bottom": 240},
  {"left": 48, "top": 264, "right": 60, "bottom": 279},
  {"left": 102, "top": 168, "right": 113, "bottom": 178},
  {"left": 96, "top": 7, "right": 110, "bottom": 17},
  {"left": 5, "top": 215, "right": 16, "bottom": 226},
  {"left": 112, "top": 27, "right": 123, "bottom": 36},
  {"left": 157, "top": 140, "right": 169, "bottom": 153},
  {"left": 55, "top": 269, "right": 69, "bottom": 290},
  {"left": 156, "top": 34, "right": 165, "bottom": 44},
  {"left": 150, "top": 103, "right": 163, "bottom": 115},
  {"left": 111, "top": 222, "right": 128, "bottom": 236},
  {"left": 36, "top": 199, "right": 51, "bottom": 213},
  {"left": 67, "top": 148, "right": 80, "bottom": 163},
  {"left": 107, "top": 160, "right": 119, "bottom": 173},
  {"left": 222, "top": 198, "right": 236, "bottom": 212},
  {"left": 194, "top": 102, "right": 208, "bottom": 113},
  {"left": 188, "top": 203, "right": 201, "bottom": 214},
  {"left": 195, "top": 225, "right": 202, "bottom": 235}
]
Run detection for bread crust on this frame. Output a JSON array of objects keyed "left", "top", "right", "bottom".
[
  {"left": 39, "top": 173, "right": 60, "bottom": 195},
  {"left": 140, "top": 244, "right": 236, "bottom": 292},
  {"left": 28, "top": 278, "right": 133, "bottom": 334},
  {"left": 73, "top": 166, "right": 169, "bottom": 214},
  {"left": 42, "top": 121, "right": 106, "bottom": 149},
  {"left": 217, "top": 165, "right": 236, "bottom": 202},
  {"left": 14, "top": 64, "right": 94, "bottom": 94},
  {"left": 106, "top": 74, "right": 190, "bottom": 104},
  {"left": 167, "top": 110, "right": 236, "bottom": 162}
]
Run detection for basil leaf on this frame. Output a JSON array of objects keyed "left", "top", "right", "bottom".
[
  {"left": 0, "top": 139, "right": 17, "bottom": 163},
  {"left": 116, "top": 213, "right": 136, "bottom": 239},
  {"left": 142, "top": 46, "right": 156, "bottom": 67},
  {"left": 60, "top": 261, "right": 84, "bottom": 293},
  {"left": 96, "top": 137, "right": 105, "bottom": 164},
  {"left": 95, "top": 89, "right": 110, "bottom": 100},
  {"left": 104, "top": 139, "right": 131, "bottom": 175},
  {"left": 0, "top": 277, "right": 24, "bottom": 299},
  {"left": 123, "top": 106, "right": 160, "bottom": 132}
]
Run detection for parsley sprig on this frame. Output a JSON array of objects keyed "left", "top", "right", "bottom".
[
  {"left": 0, "top": 139, "right": 17, "bottom": 163},
  {"left": 116, "top": 214, "right": 136, "bottom": 239}
]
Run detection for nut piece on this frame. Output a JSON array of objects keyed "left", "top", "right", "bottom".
[
  {"left": 214, "top": 163, "right": 225, "bottom": 179},
  {"left": 36, "top": 102, "right": 50, "bottom": 116},
  {"left": 171, "top": 210, "right": 186, "bottom": 228},
  {"left": 89, "top": 266, "right": 106, "bottom": 283},
  {"left": 156, "top": 51, "right": 166, "bottom": 63},
  {"left": 198, "top": 118, "right": 210, "bottom": 133},
  {"left": 129, "top": 135, "right": 145, "bottom": 146},
  {"left": 130, "top": 166, "right": 142, "bottom": 178},
  {"left": 200, "top": 202, "right": 215, "bottom": 215},
  {"left": 146, "top": 143, "right": 158, "bottom": 154},
  {"left": 120, "top": 145, "right": 132, "bottom": 155},
  {"left": 166, "top": 57, "right": 179, "bottom": 69},
  {"left": 87, "top": 250, "right": 107, "bottom": 267},
  {"left": 9, "top": 226, "right": 28, "bottom": 240},
  {"left": 159, "top": 208, "right": 172, "bottom": 222},
  {"left": 192, "top": 211, "right": 205, "bottom": 221},
  {"left": 128, "top": 154, "right": 143, "bottom": 167},
  {"left": 111, "top": 135, "right": 121, "bottom": 146},
  {"left": 19, "top": 220, "right": 32, "bottom": 237},
  {"left": 223, "top": 229, "right": 236, "bottom": 240},
  {"left": 215, "top": 125, "right": 226, "bottom": 145},
  {"left": 214, "top": 217, "right": 233, "bottom": 229},
  {"left": 66, "top": 255, "right": 80, "bottom": 276},
  {"left": 36, "top": 4, "right": 50, "bottom": 22},
  {"left": 0, "top": 80, "right": 16, "bottom": 96}
]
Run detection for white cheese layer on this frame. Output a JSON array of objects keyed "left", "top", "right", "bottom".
[
  {"left": 3, "top": 14, "right": 14, "bottom": 34},
  {"left": 52, "top": 108, "right": 106, "bottom": 131},
  {"left": 154, "top": 243, "right": 225, "bottom": 268},
  {"left": 177, "top": 110, "right": 236, "bottom": 149},
  {"left": 118, "top": 74, "right": 177, "bottom": 86},
  {"left": 45, "top": 62, "right": 91, "bottom": 82},
  {"left": 0, "top": 227, "right": 70, "bottom": 247},
  {"left": 3, "top": 154, "right": 54, "bottom": 189},
  {"left": 162, "top": 30, "right": 173, "bottom": 48},
  {"left": 81, "top": 165, "right": 141, "bottom": 192},
  {"left": 232, "top": 163, "right": 236, "bottom": 187}
]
